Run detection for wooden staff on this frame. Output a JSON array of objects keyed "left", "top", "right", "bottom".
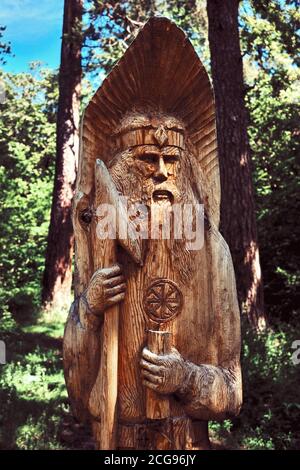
[
  {"left": 146, "top": 330, "right": 172, "bottom": 420},
  {"left": 89, "top": 159, "right": 142, "bottom": 449}
]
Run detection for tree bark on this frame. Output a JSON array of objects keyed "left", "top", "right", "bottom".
[
  {"left": 207, "top": 0, "right": 266, "bottom": 328},
  {"left": 42, "top": 0, "right": 82, "bottom": 311}
]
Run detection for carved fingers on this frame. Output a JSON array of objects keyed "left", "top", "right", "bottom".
[
  {"left": 103, "top": 266, "right": 126, "bottom": 308},
  {"left": 140, "top": 359, "right": 161, "bottom": 375},
  {"left": 140, "top": 347, "right": 186, "bottom": 395},
  {"left": 101, "top": 264, "right": 123, "bottom": 278},
  {"left": 106, "top": 291, "right": 126, "bottom": 307},
  {"left": 103, "top": 275, "right": 124, "bottom": 288},
  {"left": 83, "top": 264, "right": 126, "bottom": 315}
]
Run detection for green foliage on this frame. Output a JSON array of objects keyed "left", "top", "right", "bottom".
[
  {"left": 239, "top": 320, "right": 299, "bottom": 450},
  {"left": 83, "top": 0, "right": 208, "bottom": 76},
  {"left": 247, "top": 75, "right": 300, "bottom": 321},
  {"left": 210, "top": 320, "right": 300, "bottom": 450},
  {"left": 0, "top": 26, "right": 11, "bottom": 66},
  {"left": 0, "top": 314, "right": 95, "bottom": 450},
  {"left": 0, "top": 315, "right": 68, "bottom": 449},
  {"left": 241, "top": 0, "right": 300, "bottom": 322},
  {"left": 0, "top": 65, "right": 58, "bottom": 322},
  {"left": 243, "top": 0, "right": 299, "bottom": 67}
]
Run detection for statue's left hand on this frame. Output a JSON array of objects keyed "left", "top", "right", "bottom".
[{"left": 140, "top": 347, "right": 187, "bottom": 395}]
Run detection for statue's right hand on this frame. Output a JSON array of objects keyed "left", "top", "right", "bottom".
[{"left": 82, "top": 264, "right": 126, "bottom": 316}]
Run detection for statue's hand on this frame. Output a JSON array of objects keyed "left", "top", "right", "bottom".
[
  {"left": 140, "top": 346, "right": 187, "bottom": 395},
  {"left": 83, "top": 264, "right": 126, "bottom": 316}
]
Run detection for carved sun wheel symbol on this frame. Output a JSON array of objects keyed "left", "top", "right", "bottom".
[{"left": 143, "top": 278, "right": 183, "bottom": 323}]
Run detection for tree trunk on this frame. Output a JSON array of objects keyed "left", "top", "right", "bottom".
[
  {"left": 207, "top": 0, "right": 266, "bottom": 329},
  {"left": 42, "top": 0, "right": 82, "bottom": 311}
]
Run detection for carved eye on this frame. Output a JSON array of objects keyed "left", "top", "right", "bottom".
[
  {"left": 138, "top": 153, "right": 157, "bottom": 164},
  {"left": 163, "top": 155, "right": 179, "bottom": 164},
  {"left": 80, "top": 208, "right": 93, "bottom": 225}
]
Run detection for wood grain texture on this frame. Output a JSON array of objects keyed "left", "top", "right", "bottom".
[
  {"left": 63, "top": 17, "right": 242, "bottom": 450},
  {"left": 146, "top": 330, "right": 172, "bottom": 420},
  {"left": 88, "top": 160, "right": 142, "bottom": 448},
  {"left": 88, "top": 160, "right": 118, "bottom": 449}
]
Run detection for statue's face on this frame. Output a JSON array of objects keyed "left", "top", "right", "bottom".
[
  {"left": 131, "top": 144, "right": 181, "bottom": 203},
  {"left": 109, "top": 115, "right": 196, "bottom": 206},
  {"left": 110, "top": 125, "right": 187, "bottom": 205},
  {"left": 109, "top": 143, "right": 184, "bottom": 205}
]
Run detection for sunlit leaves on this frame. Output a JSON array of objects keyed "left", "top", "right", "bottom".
[
  {"left": 240, "top": 0, "right": 300, "bottom": 321},
  {"left": 0, "top": 66, "right": 58, "bottom": 316}
]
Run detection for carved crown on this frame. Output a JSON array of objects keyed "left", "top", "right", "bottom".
[{"left": 114, "top": 111, "right": 186, "bottom": 151}]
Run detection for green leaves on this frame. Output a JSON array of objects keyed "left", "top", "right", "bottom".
[
  {"left": 0, "top": 318, "right": 69, "bottom": 450},
  {"left": 82, "top": 0, "right": 208, "bottom": 77},
  {"left": 0, "top": 25, "right": 11, "bottom": 66},
  {"left": 0, "top": 66, "right": 58, "bottom": 319},
  {"left": 241, "top": 0, "right": 300, "bottom": 322}
]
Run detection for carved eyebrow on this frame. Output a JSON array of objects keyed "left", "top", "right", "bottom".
[
  {"left": 163, "top": 152, "right": 180, "bottom": 158},
  {"left": 162, "top": 148, "right": 180, "bottom": 158},
  {"left": 134, "top": 148, "right": 160, "bottom": 161},
  {"left": 133, "top": 146, "right": 180, "bottom": 160}
]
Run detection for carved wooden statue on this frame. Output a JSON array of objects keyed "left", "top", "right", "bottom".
[{"left": 63, "top": 17, "right": 242, "bottom": 450}]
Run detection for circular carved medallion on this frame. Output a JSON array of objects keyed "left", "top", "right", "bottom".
[{"left": 143, "top": 278, "right": 183, "bottom": 323}]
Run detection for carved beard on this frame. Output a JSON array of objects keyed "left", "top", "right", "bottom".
[{"left": 109, "top": 149, "right": 202, "bottom": 283}]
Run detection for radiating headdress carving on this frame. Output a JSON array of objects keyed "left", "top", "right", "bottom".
[{"left": 79, "top": 16, "right": 220, "bottom": 227}]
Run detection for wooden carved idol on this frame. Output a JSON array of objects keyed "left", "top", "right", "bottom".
[{"left": 63, "top": 17, "right": 242, "bottom": 450}]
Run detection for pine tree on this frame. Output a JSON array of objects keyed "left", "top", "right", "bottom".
[
  {"left": 42, "top": 0, "right": 83, "bottom": 311},
  {"left": 207, "top": 0, "right": 266, "bottom": 328}
]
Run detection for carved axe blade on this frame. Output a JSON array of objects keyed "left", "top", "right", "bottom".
[{"left": 95, "top": 159, "right": 143, "bottom": 266}]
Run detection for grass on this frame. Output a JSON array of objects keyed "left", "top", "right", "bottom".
[
  {"left": 0, "top": 311, "right": 69, "bottom": 449},
  {"left": 209, "top": 320, "right": 300, "bottom": 450}
]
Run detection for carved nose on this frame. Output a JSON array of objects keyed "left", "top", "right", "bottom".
[{"left": 154, "top": 157, "right": 168, "bottom": 182}]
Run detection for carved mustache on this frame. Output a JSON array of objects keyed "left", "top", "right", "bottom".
[{"left": 151, "top": 183, "right": 181, "bottom": 202}]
